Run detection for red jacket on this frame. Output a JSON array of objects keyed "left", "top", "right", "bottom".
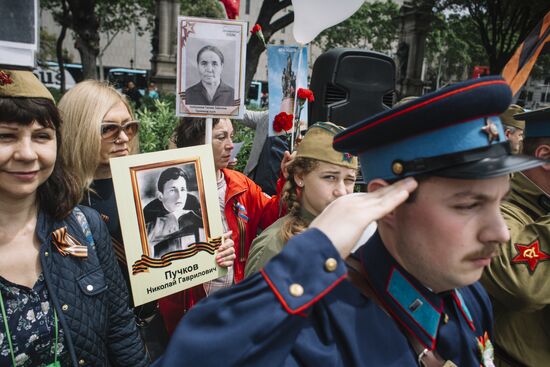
[{"left": 159, "top": 169, "right": 284, "bottom": 334}]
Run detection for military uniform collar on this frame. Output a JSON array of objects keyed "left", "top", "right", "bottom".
[
  {"left": 509, "top": 173, "right": 550, "bottom": 217},
  {"left": 357, "top": 232, "right": 475, "bottom": 349},
  {"left": 299, "top": 207, "right": 316, "bottom": 224}
]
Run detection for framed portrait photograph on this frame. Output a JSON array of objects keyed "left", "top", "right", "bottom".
[
  {"left": 176, "top": 16, "right": 247, "bottom": 119},
  {"left": 110, "top": 145, "right": 225, "bottom": 306}
]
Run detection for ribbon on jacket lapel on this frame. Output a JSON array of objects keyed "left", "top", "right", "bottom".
[{"left": 51, "top": 227, "right": 88, "bottom": 258}]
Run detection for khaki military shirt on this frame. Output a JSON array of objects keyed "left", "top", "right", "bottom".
[
  {"left": 482, "top": 173, "right": 550, "bottom": 367},
  {"left": 244, "top": 209, "right": 315, "bottom": 278}
]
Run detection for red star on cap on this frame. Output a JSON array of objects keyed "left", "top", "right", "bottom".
[
  {"left": 0, "top": 71, "right": 13, "bottom": 86},
  {"left": 511, "top": 239, "right": 550, "bottom": 273}
]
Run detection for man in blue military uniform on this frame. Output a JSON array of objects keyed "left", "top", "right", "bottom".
[{"left": 154, "top": 77, "right": 544, "bottom": 366}]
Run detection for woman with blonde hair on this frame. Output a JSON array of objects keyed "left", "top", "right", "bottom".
[
  {"left": 244, "top": 121, "right": 358, "bottom": 277},
  {"left": 58, "top": 80, "right": 234, "bottom": 360}
]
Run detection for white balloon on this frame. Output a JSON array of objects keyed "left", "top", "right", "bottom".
[{"left": 292, "top": 0, "right": 365, "bottom": 44}]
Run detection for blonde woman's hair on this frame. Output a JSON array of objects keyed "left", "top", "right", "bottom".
[
  {"left": 58, "top": 80, "right": 136, "bottom": 192},
  {"left": 279, "top": 157, "right": 320, "bottom": 243}
]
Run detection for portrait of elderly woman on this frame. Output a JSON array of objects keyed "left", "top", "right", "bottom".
[
  {"left": 185, "top": 45, "right": 235, "bottom": 106},
  {"left": 143, "top": 166, "right": 205, "bottom": 258}
]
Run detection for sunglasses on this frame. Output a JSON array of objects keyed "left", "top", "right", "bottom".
[{"left": 100, "top": 121, "right": 140, "bottom": 142}]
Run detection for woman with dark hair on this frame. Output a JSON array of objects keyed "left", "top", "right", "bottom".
[
  {"left": 185, "top": 45, "right": 235, "bottom": 106},
  {"left": 0, "top": 70, "right": 147, "bottom": 366},
  {"left": 158, "top": 116, "right": 291, "bottom": 335}
]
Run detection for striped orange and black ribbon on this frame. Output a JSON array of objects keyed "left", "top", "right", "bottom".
[
  {"left": 51, "top": 227, "right": 88, "bottom": 258},
  {"left": 131, "top": 237, "right": 221, "bottom": 274},
  {"left": 502, "top": 10, "right": 550, "bottom": 95}
]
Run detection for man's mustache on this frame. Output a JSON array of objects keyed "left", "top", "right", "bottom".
[{"left": 463, "top": 244, "right": 500, "bottom": 261}]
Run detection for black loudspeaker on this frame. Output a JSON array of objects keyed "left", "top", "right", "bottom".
[{"left": 309, "top": 48, "right": 396, "bottom": 128}]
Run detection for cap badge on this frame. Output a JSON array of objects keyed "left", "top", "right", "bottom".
[
  {"left": 481, "top": 119, "right": 499, "bottom": 144},
  {"left": 342, "top": 152, "right": 353, "bottom": 163},
  {"left": 0, "top": 71, "right": 13, "bottom": 86},
  {"left": 391, "top": 161, "right": 404, "bottom": 175}
]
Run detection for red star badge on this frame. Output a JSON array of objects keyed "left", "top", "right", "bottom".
[
  {"left": 181, "top": 21, "right": 195, "bottom": 46},
  {"left": 0, "top": 71, "right": 13, "bottom": 86},
  {"left": 511, "top": 239, "right": 550, "bottom": 274}
]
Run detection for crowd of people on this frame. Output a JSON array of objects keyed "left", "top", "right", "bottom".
[{"left": 0, "top": 67, "right": 548, "bottom": 367}]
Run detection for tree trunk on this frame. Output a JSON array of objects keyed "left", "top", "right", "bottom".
[
  {"left": 77, "top": 41, "right": 99, "bottom": 80},
  {"left": 244, "top": 0, "right": 294, "bottom": 97},
  {"left": 67, "top": 0, "right": 100, "bottom": 80},
  {"left": 55, "top": 0, "right": 69, "bottom": 93}
]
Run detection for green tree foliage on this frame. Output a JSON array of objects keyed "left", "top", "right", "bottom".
[
  {"left": 41, "top": 0, "right": 154, "bottom": 79},
  {"left": 137, "top": 97, "right": 179, "bottom": 153},
  {"left": 531, "top": 51, "right": 550, "bottom": 80},
  {"left": 438, "top": 0, "right": 550, "bottom": 73},
  {"left": 180, "top": 0, "right": 226, "bottom": 18},
  {"left": 424, "top": 12, "right": 486, "bottom": 88},
  {"left": 313, "top": 0, "right": 400, "bottom": 53}
]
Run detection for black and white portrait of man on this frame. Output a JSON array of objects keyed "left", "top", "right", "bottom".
[{"left": 140, "top": 164, "right": 205, "bottom": 258}]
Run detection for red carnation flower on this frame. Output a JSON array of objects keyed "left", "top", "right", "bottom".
[
  {"left": 250, "top": 23, "right": 266, "bottom": 49},
  {"left": 273, "top": 112, "right": 294, "bottom": 133},
  {"left": 283, "top": 113, "right": 294, "bottom": 131},
  {"left": 297, "top": 88, "right": 314, "bottom": 103},
  {"left": 250, "top": 24, "right": 262, "bottom": 34}
]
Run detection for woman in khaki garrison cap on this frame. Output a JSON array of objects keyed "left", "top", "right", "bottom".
[
  {"left": 244, "top": 121, "right": 358, "bottom": 277},
  {"left": 0, "top": 70, "right": 147, "bottom": 366}
]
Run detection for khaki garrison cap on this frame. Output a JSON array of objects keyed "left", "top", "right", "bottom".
[
  {"left": 297, "top": 121, "right": 358, "bottom": 169},
  {"left": 0, "top": 69, "right": 54, "bottom": 102}
]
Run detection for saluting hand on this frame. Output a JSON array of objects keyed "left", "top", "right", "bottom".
[
  {"left": 216, "top": 231, "right": 236, "bottom": 268},
  {"left": 310, "top": 177, "right": 418, "bottom": 259}
]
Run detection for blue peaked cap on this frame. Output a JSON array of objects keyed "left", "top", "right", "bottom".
[
  {"left": 333, "top": 76, "right": 544, "bottom": 182},
  {"left": 515, "top": 107, "right": 550, "bottom": 138}
]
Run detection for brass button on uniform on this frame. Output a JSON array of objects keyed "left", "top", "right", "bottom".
[
  {"left": 324, "top": 258, "right": 338, "bottom": 272},
  {"left": 86, "top": 285, "right": 94, "bottom": 292},
  {"left": 289, "top": 283, "right": 304, "bottom": 297},
  {"left": 44, "top": 251, "right": 49, "bottom": 257},
  {"left": 61, "top": 304, "right": 69, "bottom": 311},
  {"left": 79, "top": 359, "right": 85, "bottom": 365}
]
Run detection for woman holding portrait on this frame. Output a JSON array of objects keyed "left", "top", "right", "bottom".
[
  {"left": 58, "top": 81, "right": 235, "bottom": 359},
  {"left": 58, "top": 80, "right": 166, "bottom": 359},
  {"left": 158, "top": 117, "right": 291, "bottom": 335}
]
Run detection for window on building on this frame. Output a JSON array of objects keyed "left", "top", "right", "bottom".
[
  {"left": 527, "top": 92, "right": 533, "bottom": 102},
  {"left": 279, "top": 40, "right": 285, "bottom": 45},
  {"left": 245, "top": 0, "right": 250, "bottom": 14}
]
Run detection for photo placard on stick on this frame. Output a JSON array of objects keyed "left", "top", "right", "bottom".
[
  {"left": 176, "top": 16, "right": 247, "bottom": 119},
  {"left": 110, "top": 145, "right": 224, "bottom": 306},
  {"left": 268, "top": 45, "right": 308, "bottom": 137}
]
